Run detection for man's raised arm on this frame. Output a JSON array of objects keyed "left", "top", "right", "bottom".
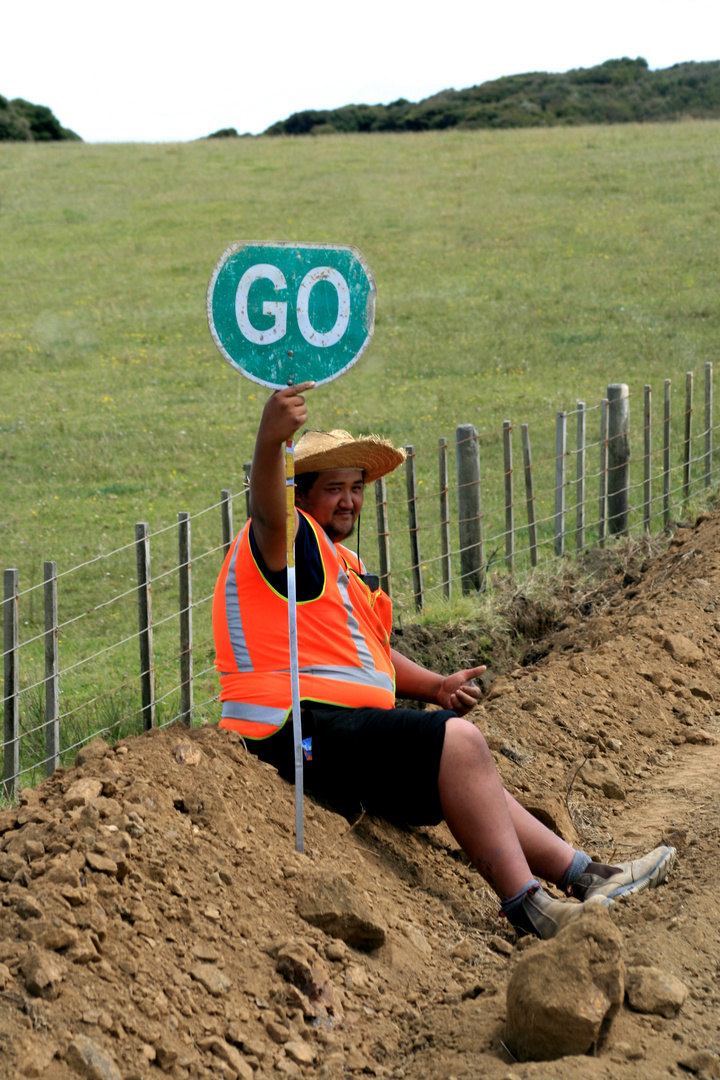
[{"left": 249, "top": 382, "right": 314, "bottom": 573}]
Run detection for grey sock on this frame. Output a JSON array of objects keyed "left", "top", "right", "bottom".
[{"left": 558, "top": 849, "right": 592, "bottom": 894}]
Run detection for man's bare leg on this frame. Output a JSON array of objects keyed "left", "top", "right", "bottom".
[{"left": 437, "top": 719, "right": 575, "bottom": 897}]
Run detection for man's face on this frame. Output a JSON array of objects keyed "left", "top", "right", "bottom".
[{"left": 295, "top": 468, "right": 364, "bottom": 542}]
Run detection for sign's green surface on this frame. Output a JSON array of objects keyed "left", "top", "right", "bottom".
[{"left": 207, "top": 241, "right": 376, "bottom": 388}]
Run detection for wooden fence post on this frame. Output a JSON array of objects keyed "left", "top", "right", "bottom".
[
  {"left": 178, "top": 512, "right": 193, "bottom": 727},
  {"left": 43, "top": 561, "right": 59, "bottom": 777},
  {"left": 643, "top": 386, "right": 652, "bottom": 534},
  {"left": 3, "top": 569, "right": 19, "bottom": 800},
  {"left": 456, "top": 424, "right": 484, "bottom": 592},
  {"left": 405, "top": 447, "right": 423, "bottom": 610},
  {"left": 598, "top": 398, "right": 609, "bottom": 548},
  {"left": 221, "top": 488, "right": 234, "bottom": 558},
  {"left": 135, "top": 523, "right": 155, "bottom": 731},
  {"left": 576, "top": 402, "right": 586, "bottom": 552},
  {"left": 554, "top": 411, "right": 567, "bottom": 557},
  {"left": 521, "top": 424, "right": 538, "bottom": 568},
  {"left": 438, "top": 438, "right": 451, "bottom": 599},
  {"left": 503, "top": 421, "right": 514, "bottom": 573},
  {"left": 705, "top": 361, "right": 713, "bottom": 489},
  {"left": 374, "top": 478, "right": 391, "bottom": 598},
  {"left": 683, "top": 371, "right": 693, "bottom": 507},
  {"left": 663, "top": 380, "right": 671, "bottom": 528},
  {"left": 607, "top": 383, "right": 630, "bottom": 536}
]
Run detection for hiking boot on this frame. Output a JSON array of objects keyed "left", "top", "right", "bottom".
[
  {"left": 510, "top": 887, "right": 614, "bottom": 940},
  {"left": 571, "top": 845, "right": 676, "bottom": 903}
]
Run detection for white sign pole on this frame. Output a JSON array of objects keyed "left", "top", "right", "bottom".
[{"left": 285, "top": 434, "right": 304, "bottom": 853}]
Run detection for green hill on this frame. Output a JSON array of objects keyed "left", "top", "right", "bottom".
[
  {"left": 265, "top": 57, "right": 720, "bottom": 135},
  {"left": 0, "top": 96, "right": 81, "bottom": 141}
]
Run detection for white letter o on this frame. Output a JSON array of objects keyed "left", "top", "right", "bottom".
[
  {"left": 235, "top": 264, "right": 287, "bottom": 344},
  {"left": 296, "top": 266, "right": 350, "bottom": 347}
]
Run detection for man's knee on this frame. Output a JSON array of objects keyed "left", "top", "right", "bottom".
[{"left": 442, "top": 717, "right": 493, "bottom": 769}]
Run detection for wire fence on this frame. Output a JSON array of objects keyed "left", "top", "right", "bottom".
[{"left": 2, "top": 365, "right": 717, "bottom": 797}]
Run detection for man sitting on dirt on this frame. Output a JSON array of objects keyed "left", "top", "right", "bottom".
[{"left": 213, "top": 383, "right": 675, "bottom": 939}]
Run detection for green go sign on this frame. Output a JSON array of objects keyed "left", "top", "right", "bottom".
[{"left": 207, "top": 241, "right": 376, "bottom": 388}]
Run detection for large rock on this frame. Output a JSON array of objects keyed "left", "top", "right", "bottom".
[
  {"left": 295, "top": 871, "right": 386, "bottom": 949},
  {"left": 625, "top": 965, "right": 688, "bottom": 1017},
  {"left": 504, "top": 905, "right": 624, "bottom": 1062}
]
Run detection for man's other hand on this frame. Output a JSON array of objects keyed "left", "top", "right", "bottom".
[{"left": 437, "top": 665, "right": 486, "bottom": 717}]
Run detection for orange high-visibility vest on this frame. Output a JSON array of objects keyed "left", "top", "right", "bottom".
[{"left": 213, "top": 510, "right": 396, "bottom": 739}]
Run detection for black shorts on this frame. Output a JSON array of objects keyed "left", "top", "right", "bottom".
[{"left": 250, "top": 702, "right": 453, "bottom": 826}]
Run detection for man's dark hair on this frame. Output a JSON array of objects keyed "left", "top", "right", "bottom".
[{"left": 294, "top": 472, "right": 319, "bottom": 496}]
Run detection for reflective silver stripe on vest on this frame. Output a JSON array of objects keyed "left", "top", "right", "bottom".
[
  {"left": 225, "top": 528, "right": 253, "bottom": 674},
  {"left": 221, "top": 700, "right": 287, "bottom": 725},
  {"left": 298, "top": 664, "right": 394, "bottom": 692},
  {"left": 334, "top": 562, "right": 393, "bottom": 690}
]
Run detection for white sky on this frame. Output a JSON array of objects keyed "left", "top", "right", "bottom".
[{"left": 3, "top": 0, "right": 719, "bottom": 142}]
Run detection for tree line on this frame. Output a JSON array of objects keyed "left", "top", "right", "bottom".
[
  {"left": 0, "top": 97, "right": 81, "bottom": 142},
  {"left": 261, "top": 58, "right": 720, "bottom": 137}
]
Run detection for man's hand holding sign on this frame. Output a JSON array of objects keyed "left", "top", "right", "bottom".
[{"left": 208, "top": 240, "right": 675, "bottom": 936}]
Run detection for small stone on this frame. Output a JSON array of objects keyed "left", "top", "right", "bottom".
[
  {"left": 325, "top": 939, "right": 347, "bottom": 962},
  {"left": 154, "top": 1042, "right": 179, "bottom": 1073},
  {"left": 579, "top": 758, "right": 626, "bottom": 800},
  {"left": 626, "top": 966, "right": 689, "bottom": 1018},
  {"left": 16, "top": 895, "right": 43, "bottom": 920},
  {"left": 191, "top": 942, "right": 219, "bottom": 962},
  {"left": 21, "top": 949, "right": 64, "bottom": 999},
  {"left": 63, "top": 778, "right": 103, "bottom": 809},
  {"left": 265, "top": 1019, "right": 291, "bottom": 1044},
  {"left": 203, "top": 905, "right": 222, "bottom": 921},
  {"left": 450, "top": 938, "right": 474, "bottom": 961},
  {"left": 86, "top": 852, "right": 118, "bottom": 876},
  {"left": 36, "top": 920, "right": 80, "bottom": 952},
  {"left": 15, "top": 1034, "right": 57, "bottom": 1077},
  {"left": 198, "top": 1036, "right": 253, "bottom": 1080},
  {"left": 174, "top": 741, "right": 203, "bottom": 766},
  {"left": 488, "top": 935, "right": 514, "bottom": 957},
  {"left": 24, "top": 840, "right": 45, "bottom": 862},
  {"left": 684, "top": 728, "right": 718, "bottom": 745},
  {"left": 0, "top": 852, "right": 26, "bottom": 881},
  {"left": 190, "top": 962, "right": 232, "bottom": 997},
  {"left": 677, "top": 1050, "right": 720, "bottom": 1077},
  {"left": 75, "top": 738, "right": 110, "bottom": 768},
  {"left": 664, "top": 634, "right": 703, "bottom": 666},
  {"left": 66, "top": 1035, "right": 123, "bottom": 1080},
  {"left": 285, "top": 1037, "right": 317, "bottom": 1066}
]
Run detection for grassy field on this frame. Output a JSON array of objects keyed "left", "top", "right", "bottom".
[{"left": 2, "top": 121, "right": 720, "bottom": 782}]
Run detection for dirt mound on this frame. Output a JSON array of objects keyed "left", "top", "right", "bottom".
[{"left": 2, "top": 515, "right": 720, "bottom": 1079}]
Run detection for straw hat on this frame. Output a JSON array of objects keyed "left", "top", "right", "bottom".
[{"left": 294, "top": 429, "right": 406, "bottom": 484}]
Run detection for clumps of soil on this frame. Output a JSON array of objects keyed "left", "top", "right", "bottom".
[{"left": 1, "top": 514, "right": 720, "bottom": 1079}]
